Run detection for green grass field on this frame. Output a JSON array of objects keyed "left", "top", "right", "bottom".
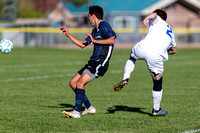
[{"left": 0, "top": 47, "right": 199, "bottom": 133}]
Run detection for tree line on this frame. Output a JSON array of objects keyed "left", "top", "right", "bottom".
[{"left": 0, "top": 0, "right": 89, "bottom": 21}]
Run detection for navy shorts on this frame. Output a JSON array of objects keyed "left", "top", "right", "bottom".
[{"left": 78, "top": 60, "right": 108, "bottom": 79}]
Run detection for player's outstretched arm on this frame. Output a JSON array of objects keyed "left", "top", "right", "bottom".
[
  {"left": 60, "top": 26, "right": 86, "bottom": 48},
  {"left": 86, "top": 33, "right": 115, "bottom": 45},
  {"left": 143, "top": 13, "right": 157, "bottom": 27}
]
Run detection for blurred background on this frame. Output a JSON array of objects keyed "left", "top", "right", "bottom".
[{"left": 0, "top": 0, "right": 200, "bottom": 48}]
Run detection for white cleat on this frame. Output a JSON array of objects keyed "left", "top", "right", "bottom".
[
  {"left": 62, "top": 110, "right": 80, "bottom": 118},
  {"left": 82, "top": 106, "right": 96, "bottom": 115}
]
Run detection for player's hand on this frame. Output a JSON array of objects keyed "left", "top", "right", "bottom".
[
  {"left": 167, "top": 47, "right": 177, "bottom": 55},
  {"left": 143, "top": 13, "right": 157, "bottom": 27},
  {"left": 143, "top": 18, "right": 149, "bottom": 27},
  {"left": 60, "top": 26, "right": 69, "bottom": 36},
  {"left": 86, "top": 33, "right": 95, "bottom": 43}
]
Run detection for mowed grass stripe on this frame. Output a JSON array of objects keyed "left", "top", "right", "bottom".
[{"left": 0, "top": 48, "right": 199, "bottom": 133}]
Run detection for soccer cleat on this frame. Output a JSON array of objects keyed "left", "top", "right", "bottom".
[
  {"left": 152, "top": 108, "right": 168, "bottom": 116},
  {"left": 62, "top": 110, "right": 80, "bottom": 118},
  {"left": 114, "top": 78, "right": 129, "bottom": 92},
  {"left": 82, "top": 106, "right": 96, "bottom": 115}
]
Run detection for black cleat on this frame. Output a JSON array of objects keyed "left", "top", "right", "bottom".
[
  {"left": 114, "top": 78, "right": 129, "bottom": 92},
  {"left": 152, "top": 108, "right": 168, "bottom": 116}
]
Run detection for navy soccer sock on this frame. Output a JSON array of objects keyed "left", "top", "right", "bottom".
[
  {"left": 83, "top": 94, "right": 91, "bottom": 109},
  {"left": 74, "top": 88, "right": 85, "bottom": 112},
  {"left": 74, "top": 88, "right": 91, "bottom": 109}
]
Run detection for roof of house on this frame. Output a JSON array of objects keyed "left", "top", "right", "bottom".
[
  {"left": 63, "top": 0, "right": 159, "bottom": 13},
  {"left": 63, "top": 0, "right": 200, "bottom": 15},
  {"left": 142, "top": 0, "right": 200, "bottom": 15},
  {"left": 92, "top": 0, "right": 159, "bottom": 12},
  {"left": 63, "top": 2, "right": 88, "bottom": 13}
]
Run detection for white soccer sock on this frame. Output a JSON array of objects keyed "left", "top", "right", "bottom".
[
  {"left": 123, "top": 59, "right": 135, "bottom": 80},
  {"left": 152, "top": 89, "right": 163, "bottom": 111}
]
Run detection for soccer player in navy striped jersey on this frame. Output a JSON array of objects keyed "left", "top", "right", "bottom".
[{"left": 60, "top": 5, "right": 116, "bottom": 118}]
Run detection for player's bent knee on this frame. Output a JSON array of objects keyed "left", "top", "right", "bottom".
[
  {"left": 153, "top": 77, "right": 163, "bottom": 91},
  {"left": 69, "top": 80, "right": 76, "bottom": 89},
  {"left": 151, "top": 72, "right": 162, "bottom": 81},
  {"left": 153, "top": 76, "right": 160, "bottom": 81}
]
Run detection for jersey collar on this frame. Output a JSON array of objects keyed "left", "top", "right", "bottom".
[{"left": 96, "top": 20, "right": 103, "bottom": 31}]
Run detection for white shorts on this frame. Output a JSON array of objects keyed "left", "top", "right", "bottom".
[{"left": 130, "top": 42, "right": 164, "bottom": 74}]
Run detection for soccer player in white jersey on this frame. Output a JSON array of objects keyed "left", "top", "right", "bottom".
[{"left": 114, "top": 9, "right": 177, "bottom": 116}]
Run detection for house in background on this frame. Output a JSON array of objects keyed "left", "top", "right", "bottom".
[
  {"left": 142, "top": 0, "right": 200, "bottom": 28},
  {"left": 49, "top": 0, "right": 200, "bottom": 43},
  {"left": 141, "top": 0, "right": 200, "bottom": 42}
]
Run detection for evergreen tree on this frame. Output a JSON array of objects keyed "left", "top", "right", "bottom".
[
  {"left": 0, "top": 0, "right": 5, "bottom": 19},
  {"left": 71, "top": 0, "right": 90, "bottom": 7},
  {"left": 3, "top": 0, "right": 16, "bottom": 21}
]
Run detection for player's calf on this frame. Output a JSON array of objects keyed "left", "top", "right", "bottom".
[{"left": 153, "top": 77, "right": 162, "bottom": 91}]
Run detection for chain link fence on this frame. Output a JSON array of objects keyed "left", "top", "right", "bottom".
[{"left": 0, "top": 27, "right": 200, "bottom": 47}]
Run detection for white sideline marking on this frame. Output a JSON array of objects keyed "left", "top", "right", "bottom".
[
  {"left": 0, "top": 69, "right": 122, "bottom": 82},
  {"left": 182, "top": 129, "right": 200, "bottom": 133},
  {"left": 109, "top": 70, "right": 122, "bottom": 74},
  {"left": 0, "top": 59, "right": 124, "bottom": 82},
  {"left": 0, "top": 59, "right": 124, "bottom": 69},
  {"left": 0, "top": 74, "right": 74, "bottom": 82},
  {"left": 1, "top": 61, "right": 85, "bottom": 69}
]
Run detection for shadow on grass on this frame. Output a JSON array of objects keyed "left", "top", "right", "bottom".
[
  {"left": 106, "top": 105, "right": 152, "bottom": 116},
  {"left": 46, "top": 103, "right": 84, "bottom": 111},
  {"left": 45, "top": 104, "right": 151, "bottom": 116},
  {"left": 44, "top": 103, "right": 73, "bottom": 109}
]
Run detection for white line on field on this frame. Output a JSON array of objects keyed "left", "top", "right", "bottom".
[
  {"left": 0, "top": 73, "right": 74, "bottom": 82},
  {"left": 1, "top": 61, "right": 85, "bottom": 69},
  {"left": 0, "top": 59, "right": 124, "bottom": 69},
  {"left": 182, "top": 129, "right": 200, "bottom": 133},
  {"left": 109, "top": 70, "right": 123, "bottom": 74},
  {"left": 0, "top": 70, "right": 122, "bottom": 82}
]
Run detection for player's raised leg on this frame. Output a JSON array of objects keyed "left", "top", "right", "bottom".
[
  {"left": 114, "top": 57, "right": 135, "bottom": 92},
  {"left": 151, "top": 73, "right": 168, "bottom": 116}
]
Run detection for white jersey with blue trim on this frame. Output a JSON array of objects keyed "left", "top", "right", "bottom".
[{"left": 140, "top": 16, "right": 176, "bottom": 61}]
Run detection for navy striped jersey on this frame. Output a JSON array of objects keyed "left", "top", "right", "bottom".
[{"left": 85, "top": 21, "right": 116, "bottom": 67}]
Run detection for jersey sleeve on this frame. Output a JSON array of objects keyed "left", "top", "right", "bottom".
[
  {"left": 99, "top": 22, "right": 117, "bottom": 39},
  {"left": 85, "top": 36, "right": 92, "bottom": 45},
  {"left": 85, "top": 28, "right": 95, "bottom": 45}
]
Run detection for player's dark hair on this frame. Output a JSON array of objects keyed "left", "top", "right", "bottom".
[
  {"left": 89, "top": 5, "right": 104, "bottom": 20},
  {"left": 153, "top": 9, "right": 167, "bottom": 21}
]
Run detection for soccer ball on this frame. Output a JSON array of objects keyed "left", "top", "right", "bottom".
[{"left": 0, "top": 39, "right": 13, "bottom": 54}]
